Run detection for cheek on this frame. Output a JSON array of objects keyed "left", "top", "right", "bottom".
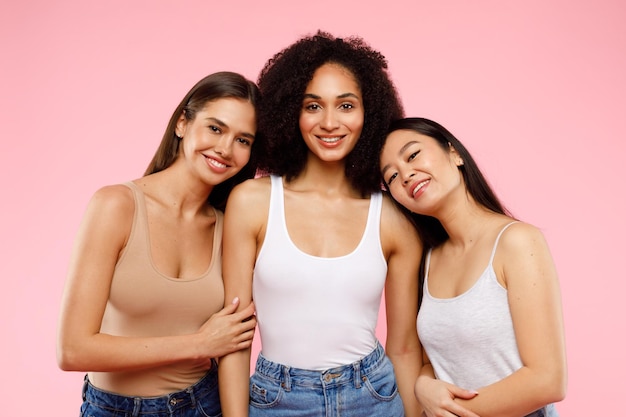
[
  {"left": 347, "top": 112, "right": 364, "bottom": 132},
  {"left": 299, "top": 113, "right": 313, "bottom": 132},
  {"left": 180, "top": 140, "right": 193, "bottom": 158},
  {"left": 389, "top": 185, "right": 406, "bottom": 204},
  {"left": 234, "top": 146, "right": 252, "bottom": 165}
]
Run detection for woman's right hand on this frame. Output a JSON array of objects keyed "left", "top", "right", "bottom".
[
  {"left": 194, "top": 297, "right": 256, "bottom": 361},
  {"left": 415, "top": 375, "right": 480, "bottom": 417}
]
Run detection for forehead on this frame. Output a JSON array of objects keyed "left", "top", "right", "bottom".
[
  {"left": 198, "top": 98, "right": 256, "bottom": 127},
  {"left": 385, "top": 130, "right": 437, "bottom": 150},
  {"left": 306, "top": 63, "right": 360, "bottom": 92},
  {"left": 201, "top": 97, "right": 253, "bottom": 112}
]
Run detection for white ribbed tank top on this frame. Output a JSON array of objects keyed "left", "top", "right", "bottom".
[
  {"left": 253, "top": 175, "right": 387, "bottom": 370},
  {"left": 418, "top": 222, "right": 522, "bottom": 390}
]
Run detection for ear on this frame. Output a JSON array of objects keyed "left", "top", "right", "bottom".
[
  {"left": 175, "top": 112, "right": 187, "bottom": 138},
  {"left": 448, "top": 142, "right": 464, "bottom": 166}
]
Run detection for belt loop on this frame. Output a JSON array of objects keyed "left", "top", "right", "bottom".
[
  {"left": 187, "top": 385, "right": 197, "bottom": 409},
  {"left": 353, "top": 361, "right": 362, "bottom": 389},
  {"left": 81, "top": 374, "right": 89, "bottom": 401},
  {"left": 131, "top": 397, "right": 141, "bottom": 417},
  {"left": 282, "top": 365, "right": 292, "bottom": 391}
]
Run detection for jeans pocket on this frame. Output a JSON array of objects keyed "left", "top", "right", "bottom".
[
  {"left": 195, "top": 393, "right": 222, "bottom": 417},
  {"left": 362, "top": 360, "right": 399, "bottom": 401},
  {"left": 249, "top": 375, "right": 283, "bottom": 408}
]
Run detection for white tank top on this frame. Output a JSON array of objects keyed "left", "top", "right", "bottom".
[
  {"left": 417, "top": 222, "right": 523, "bottom": 390},
  {"left": 252, "top": 175, "right": 387, "bottom": 370}
]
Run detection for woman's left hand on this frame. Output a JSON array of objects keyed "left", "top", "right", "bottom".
[{"left": 415, "top": 375, "right": 480, "bottom": 417}]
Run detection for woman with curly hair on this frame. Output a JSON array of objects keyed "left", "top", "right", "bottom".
[{"left": 218, "top": 31, "right": 422, "bottom": 417}]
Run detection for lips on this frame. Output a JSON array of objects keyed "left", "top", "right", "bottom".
[
  {"left": 315, "top": 135, "right": 346, "bottom": 147},
  {"left": 204, "top": 154, "right": 231, "bottom": 172},
  {"left": 410, "top": 179, "right": 430, "bottom": 197}
]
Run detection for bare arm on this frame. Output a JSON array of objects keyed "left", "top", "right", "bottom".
[
  {"left": 381, "top": 197, "right": 423, "bottom": 417},
  {"left": 219, "top": 179, "right": 269, "bottom": 417},
  {"left": 56, "top": 185, "right": 256, "bottom": 372},
  {"left": 453, "top": 222, "right": 567, "bottom": 416}
]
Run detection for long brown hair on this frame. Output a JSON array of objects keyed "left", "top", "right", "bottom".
[{"left": 144, "top": 71, "right": 261, "bottom": 210}]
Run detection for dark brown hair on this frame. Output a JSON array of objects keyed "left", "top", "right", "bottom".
[{"left": 144, "top": 71, "right": 261, "bottom": 210}]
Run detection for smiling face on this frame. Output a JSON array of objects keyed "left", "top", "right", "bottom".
[
  {"left": 380, "top": 129, "right": 465, "bottom": 215},
  {"left": 298, "top": 63, "right": 364, "bottom": 163},
  {"left": 176, "top": 97, "right": 256, "bottom": 186}
]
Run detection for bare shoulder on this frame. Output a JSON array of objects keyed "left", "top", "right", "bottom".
[
  {"left": 86, "top": 183, "right": 135, "bottom": 221},
  {"left": 495, "top": 220, "right": 557, "bottom": 288},
  {"left": 381, "top": 193, "right": 415, "bottom": 233},
  {"left": 498, "top": 221, "right": 551, "bottom": 254},
  {"left": 380, "top": 193, "right": 421, "bottom": 253},
  {"left": 226, "top": 176, "right": 271, "bottom": 209},
  {"left": 75, "top": 183, "right": 135, "bottom": 251},
  {"left": 224, "top": 176, "right": 272, "bottom": 233}
]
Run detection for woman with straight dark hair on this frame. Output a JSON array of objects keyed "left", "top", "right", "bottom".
[
  {"left": 380, "top": 117, "right": 567, "bottom": 417},
  {"left": 57, "top": 71, "right": 261, "bottom": 417}
]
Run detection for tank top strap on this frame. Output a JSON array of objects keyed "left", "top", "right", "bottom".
[
  {"left": 270, "top": 175, "right": 284, "bottom": 201},
  {"left": 268, "top": 175, "right": 285, "bottom": 231},
  {"left": 488, "top": 221, "right": 519, "bottom": 265},
  {"left": 425, "top": 248, "right": 433, "bottom": 279},
  {"left": 367, "top": 191, "right": 382, "bottom": 239},
  {"left": 121, "top": 181, "right": 146, "bottom": 226},
  {"left": 115, "top": 181, "right": 147, "bottom": 263}
]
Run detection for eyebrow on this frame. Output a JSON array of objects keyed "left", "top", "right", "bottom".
[
  {"left": 204, "top": 117, "right": 256, "bottom": 140},
  {"left": 303, "top": 92, "right": 360, "bottom": 100},
  {"left": 381, "top": 140, "right": 419, "bottom": 177}
]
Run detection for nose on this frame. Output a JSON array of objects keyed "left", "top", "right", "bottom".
[
  {"left": 320, "top": 109, "right": 339, "bottom": 130},
  {"left": 214, "top": 135, "right": 233, "bottom": 158},
  {"left": 402, "top": 171, "right": 415, "bottom": 185}
]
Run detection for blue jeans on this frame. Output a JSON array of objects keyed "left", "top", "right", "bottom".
[
  {"left": 79, "top": 360, "right": 221, "bottom": 417},
  {"left": 526, "top": 403, "right": 559, "bottom": 417},
  {"left": 248, "top": 342, "right": 404, "bottom": 417}
]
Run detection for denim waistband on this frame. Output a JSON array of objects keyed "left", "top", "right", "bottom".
[
  {"left": 82, "top": 359, "right": 217, "bottom": 414},
  {"left": 254, "top": 342, "right": 387, "bottom": 390}
]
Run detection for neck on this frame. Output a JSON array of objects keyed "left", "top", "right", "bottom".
[
  {"left": 143, "top": 167, "right": 214, "bottom": 217},
  {"left": 437, "top": 198, "right": 494, "bottom": 249},
  {"left": 289, "top": 155, "right": 358, "bottom": 197}
]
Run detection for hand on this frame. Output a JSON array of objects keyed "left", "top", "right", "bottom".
[
  {"left": 415, "top": 375, "right": 480, "bottom": 417},
  {"left": 194, "top": 297, "right": 257, "bottom": 361}
]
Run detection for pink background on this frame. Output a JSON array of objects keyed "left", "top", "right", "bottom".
[{"left": 1, "top": 1, "right": 624, "bottom": 415}]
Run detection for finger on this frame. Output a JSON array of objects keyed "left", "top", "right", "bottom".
[
  {"left": 233, "top": 301, "right": 255, "bottom": 320},
  {"left": 234, "top": 328, "right": 255, "bottom": 343},
  {"left": 216, "top": 297, "right": 240, "bottom": 316},
  {"left": 237, "top": 315, "right": 257, "bottom": 333},
  {"left": 235, "top": 329, "right": 256, "bottom": 346},
  {"left": 448, "top": 403, "right": 480, "bottom": 417},
  {"left": 450, "top": 386, "right": 479, "bottom": 400},
  {"left": 453, "top": 409, "right": 479, "bottom": 417}
]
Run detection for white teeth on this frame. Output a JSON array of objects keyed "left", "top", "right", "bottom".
[
  {"left": 208, "top": 158, "right": 227, "bottom": 168},
  {"left": 412, "top": 181, "right": 428, "bottom": 196},
  {"left": 320, "top": 137, "right": 341, "bottom": 143}
]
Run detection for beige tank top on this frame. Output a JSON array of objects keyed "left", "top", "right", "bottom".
[{"left": 89, "top": 181, "right": 225, "bottom": 396}]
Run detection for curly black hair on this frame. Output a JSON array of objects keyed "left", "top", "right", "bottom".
[{"left": 257, "top": 30, "right": 404, "bottom": 196}]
